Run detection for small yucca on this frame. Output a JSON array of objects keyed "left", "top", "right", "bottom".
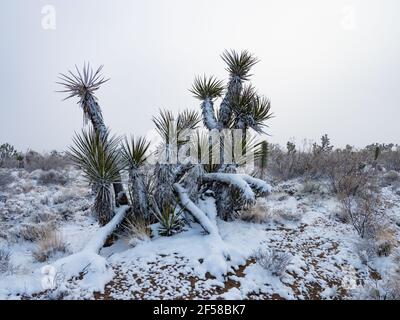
[
  {"left": 151, "top": 200, "right": 184, "bottom": 237},
  {"left": 67, "top": 128, "right": 122, "bottom": 225}
]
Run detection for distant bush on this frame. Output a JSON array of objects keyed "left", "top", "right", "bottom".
[
  {"left": 253, "top": 247, "right": 292, "bottom": 277},
  {"left": 0, "top": 171, "right": 15, "bottom": 190},
  {"left": 37, "top": 170, "right": 68, "bottom": 186},
  {"left": 0, "top": 143, "right": 23, "bottom": 168},
  {"left": 383, "top": 170, "right": 400, "bottom": 185},
  {"left": 24, "top": 151, "right": 70, "bottom": 172}
]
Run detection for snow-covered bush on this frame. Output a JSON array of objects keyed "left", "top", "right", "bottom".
[
  {"left": 374, "top": 226, "right": 396, "bottom": 257},
  {"left": 301, "top": 180, "right": 321, "bottom": 194},
  {"left": 0, "top": 171, "right": 15, "bottom": 190},
  {"left": 357, "top": 238, "right": 378, "bottom": 265},
  {"left": 0, "top": 143, "right": 22, "bottom": 168},
  {"left": 383, "top": 170, "right": 400, "bottom": 185},
  {"left": 339, "top": 190, "right": 382, "bottom": 239},
  {"left": 32, "top": 231, "right": 67, "bottom": 262},
  {"left": 275, "top": 208, "right": 303, "bottom": 223},
  {"left": 253, "top": 247, "right": 292, "bottom": 277},
  {"left": 38, "top": 170, "right": 68, "bottom": 186},
  {"left": 0, "top": 248, "right": 11, "bottom": 274},
  {"left": 24, "top": 151, "right": 69, "bottom": 172}
]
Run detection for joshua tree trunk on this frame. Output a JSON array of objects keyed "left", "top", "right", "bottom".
[{"left": 128, "top": 167, "right": 149, "bottom": 218}]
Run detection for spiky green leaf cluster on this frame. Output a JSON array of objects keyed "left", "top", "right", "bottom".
[
  {"left": 67, "top": 128, "right": 122, "bottom": 186},
  {"left": 190, "top": 75, "right": 224, "bottom": 101},
  {"left": 57, "top": 63, "right": 109, "bottom": 101},
  {"left": 151, "top": 200, "right": 184, "bottom": 237},
  {"left": 221, "top": 50, "right": 259, "bottom": 81},
  {"left": 121, "top": 136, "right": 151, "bottom": 169},
  {"left": 250, "top": 95, "right": 273, "bottom": 133},
  {"left": 153, "top": 109, "right": 201, "bottom": 148}
]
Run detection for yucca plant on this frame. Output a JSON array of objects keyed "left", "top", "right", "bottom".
[
  {"left": 151, "top": 200, "right": 185, "bottom": 237},
  {"left": 255, "top": 140, "right": 269, "bottom": 179},
  {"left": 67, "top": 128, "right": 122, "bottom": 225},
  {"left": 121, "top": 136, "right": 151, "bottom": 219},
  {"left": 58, "top": 63, "right": 125, "bottom": 203}
]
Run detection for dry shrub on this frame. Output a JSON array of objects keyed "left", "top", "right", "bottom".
[
  {"left": 120, "top": 215, "right": 151, "bottom": 247},
  {"left": 38, "top": 170, "right": 68, "bottom": 186},
  {"left": 374, "top": 226, "right": 396, "bottom": 257},
  {"left": 339, "top": 190, "right": 381, "bottom": 239},
  {"left": 0, "top": 171, "right": 15, "bottom": 190},
  {"left": 19, "top": 223, "right": 54, "bottom": 242},
  {"left": 383, "top": 170, "right": 400, "bottom": 185},
  {"left": 32, "top": 231, "right": 66, "bottom": 262},
  {"left": 240, "top": 200, "right": 271, "bottom": 223},
  {"left": 275, "top": 208, "right": 303, "bottom": 222},
  {"left": 253, "top": 247, "right": 292, "bottom": 277},
  {"left": 24, "top": 151, "right": 70, "bottom": 172},
  {"left": 301, "top": 180, "right": 321, "bottom": 194},
  {"left": 0, "top": 248, "right": 11, "bottom": 274}
]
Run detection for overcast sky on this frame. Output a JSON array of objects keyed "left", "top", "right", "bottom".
[{"left": 0, "top": 0, "right": 399, "bottom": 152}]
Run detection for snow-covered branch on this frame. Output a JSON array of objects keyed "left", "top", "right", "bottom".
[
  {"left": 203, "top": 172, "right": 256, "bottom": 203},
  {"left": 174, "top": 183, "right": 219, "bottom": 235}
]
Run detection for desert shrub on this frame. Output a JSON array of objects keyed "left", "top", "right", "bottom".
[
  {"left": 357, "top": 238, "right": 378, "bottom": 265},
  {"left": 326, "top": 149, "right": 370, "bottom": 197},
  {"left": 0, "top": 143, "right": 23, "bottom": 168},
  {"left": 374, "top": 226, "right": 396, "bottom": 257},
  {"left": 301, "top": 180, "right": 321, "bottom": 194},
  {"left": 37, "top": 169, "right": 68, "bottom": 186},
  {"left": 275, "top": 208, "right": 303, "bottom": 222},
  {"left": 253, "top": 247, "right": 292, "bottom": 277},
  {"left": 120, "top": 215, "right": 151, "bottom": 247},
  {"left": 0, "top": 171, "right": 15, "bottom": 190},
  {"left": 19, "top": 223, "right": 54, "bottom": 242},
  {"left": 240, "top": 200, "right": 271, "bottom": 223},
  {"left": 0, "top": 248, "right": 11, "bottom": 274},
  {"left": 340, "top": 190, "right": 381, "bottom": 239},
  {"left": 24, "top": 151, "right": 70, "bottom": 172},
  {"left": 32, "top": 231, "right": 67, "bottom": 262},
  {"left": 383, "top": 170, "right": 400, "bottom": 185}
]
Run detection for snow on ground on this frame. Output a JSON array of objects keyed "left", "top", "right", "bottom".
[{"left": 1, "top": 168, "right": 400, "bottom": 300}]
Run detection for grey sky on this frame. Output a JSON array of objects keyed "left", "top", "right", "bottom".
[{"left": 0, "top": 0, "right": 399, "bottom": 152}]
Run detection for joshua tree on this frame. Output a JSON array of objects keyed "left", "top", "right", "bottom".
[
  {"left": 67, "top": 128, "right": 122, "bottom": 225},
  {"left": 190, "top": 49, "right": 273, "bottom": 220},
  {"left": 57, "top": 63, "right": 126, "bottom": 205}
]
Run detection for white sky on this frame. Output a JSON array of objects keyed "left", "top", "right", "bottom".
[{"left": 0, "top": 0, "right": 399, "bottom": 152}]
